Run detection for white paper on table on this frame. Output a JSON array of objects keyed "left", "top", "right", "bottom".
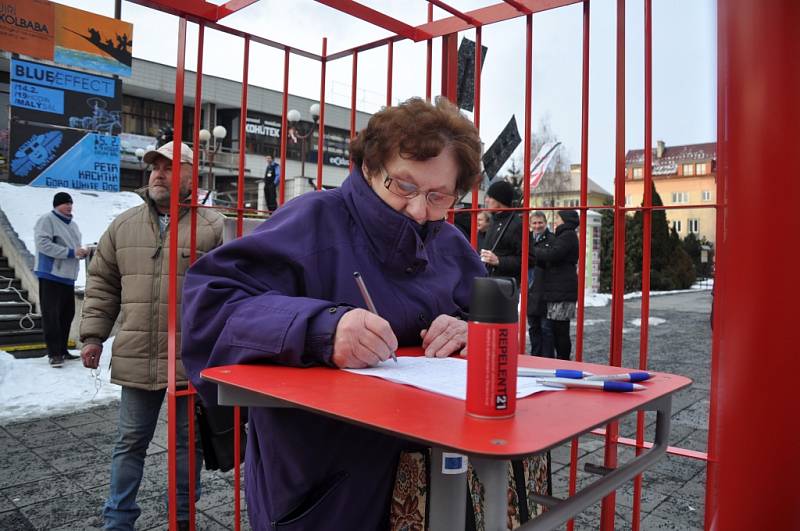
[{"left": 344, "top": 357, "right": 560, "bottom": 401}]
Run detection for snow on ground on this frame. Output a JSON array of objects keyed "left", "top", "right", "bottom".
[
  {"left": 0, "top": 338, "right": 121, "bottom": 424},
  {"left": 0, "top": 182, "right": 143, "bottom": 290},
  {"left": 630, "top": 317, "right": 667, "bottom": 327}
]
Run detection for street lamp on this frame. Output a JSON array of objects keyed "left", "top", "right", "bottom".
[
  {"left": 198, "top": 125, "right": 227, "bottom": 197},
  {"left": 134, "top": 146, "right": 154, "bottom": 186},
  {"left": 287, "top": 103, "right": 320, "bottom": 180}
]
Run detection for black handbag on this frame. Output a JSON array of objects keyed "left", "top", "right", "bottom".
[{"left": 195, "top": 401, "right": 247, "bottom": 472}]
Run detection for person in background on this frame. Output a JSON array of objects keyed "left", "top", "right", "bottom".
[
  {"left": 476, "top": 210, "right": 491, "bottom": 251},
  {"left": 527, "top": 210, "right": 552, "bottom": 355},
  {"left": 479, "top": 179, "right": 523, "bottom": 284},
  {"left": 531, "top": 209, "right": 580, "bottom": 359},
  {"left": 180, "top": 97, "right": 537, "bottom": 530},
  {"left": 263, "top": 154, "right": 281, "bottom": 212},
  {"left": 80, "top": 141, "right": 224, "bottom": 531},
  {"left": 33, "top": 192, "right": 88, "bottom": 368}
]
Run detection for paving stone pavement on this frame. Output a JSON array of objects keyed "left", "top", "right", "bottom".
[{"left": 0, "top": 291, "right": 711, "bottom": 530}]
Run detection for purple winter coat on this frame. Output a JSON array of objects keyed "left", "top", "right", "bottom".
[{"left": 181, "top": 168, "right": 485, "bottom": 530}]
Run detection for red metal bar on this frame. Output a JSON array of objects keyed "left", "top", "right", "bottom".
[
  {"left": 386, "top": 39, "right": 393, "bottom": 107},
  {"left": 236, "top": 36, "right": 250, "bottom": 237},
  {"left": 314, "top": 0, "right": 431, "bottom": 41},
  {"left": 567, "top": 3, "right": 590, "bottom": 528},
  {"left": 426, "top": 4, "right": 433, "bottom": 101},
  {"left": 167, "top": 16, "right": 188, "bottom": 531},
  {"left": 350, "top": 50, "right": 358, "bottom": 172},
  {"left": 427, "top": 0, "right": 483, "bottom": 27},
  {"left": 279, "top": 47, "right": 289, "bottom": 206},
  {"left": 631, "top": 1, "right": 653, "bottom": 528},
  {"left": 502, "top": 0, "right": 533, "bottom": 14},
  {"left": 469, "top": 26, "right": 482, "bottom": 249},
  {"left": 518, "top": 13, "right": 532, "bottom": 352},
  {"left": 707, "top": 2, "right": 800, "bottom": 529},
  {"left": 590, "top": 429, "right": 709, "bottom": 461},
  {"left": 216, "top": 0, "right": 259, "bottom": 19},
  {"left": 316, "top": 37, "right": 328, "bottom": 191},
  {"left": 601, "top": 0, "right": 625, "bottom": 528},
  {"left": 441, "top": 34, "right": 457, "bottom": 102},
  {"left": 233, "top": 405, "right": 241, "bottom": 531}
]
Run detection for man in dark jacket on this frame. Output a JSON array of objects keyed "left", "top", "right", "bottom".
[
  {"left": 531, "top": 209, "right": 580, "bottom": 359},
  {"left": 480, "top": 180, "right": 523, "bottom": 284},
  {"left": 527, "top": 210, "right": 551, "bottom": 355},
  {"left": 263, "top": 155, "right": 280, "bottom": 212}
]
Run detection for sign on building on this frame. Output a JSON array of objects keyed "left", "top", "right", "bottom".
[
  {"left": 10, "top": 58, "right": 122, "bottom": 134},
  {"left": 9, "top": 121, "right": 120, "bottom": 191},
  {"left": 0, "top": 0, "right": 54, "bottom": 61}
]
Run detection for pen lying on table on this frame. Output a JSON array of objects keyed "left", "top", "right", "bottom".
[
  {"left": 584, "top": 371, "right": 652, "bottom": 382},
  {"left": 518, "top": 368, "right": 594, "bottom": 379},
  {"left": 536, "top": 377, "right": 646, "bottom": 392},
  {"left": 353, "top": 271, "right": 398, "bottom": 363}
]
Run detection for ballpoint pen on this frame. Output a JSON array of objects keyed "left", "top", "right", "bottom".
[
  {"left": 518, "top": 367, "right": 594, "bottom": 379},
  {"left": 536, "top": 377, "right": 645, "bottom": 392},
  {"left": 585, "top": 371, "right": 652, "bottom": 382},
  {"left": 353, "top": 272, "right": 398, "bottom": 363}
]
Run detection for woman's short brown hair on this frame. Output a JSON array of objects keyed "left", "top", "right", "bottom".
[{"left": 350, "top": 97, "right": 482, "bottom": 196}]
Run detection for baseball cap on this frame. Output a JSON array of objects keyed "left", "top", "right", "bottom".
[{"left": 143, "top": 141, "right": 194, "bottom": 165}]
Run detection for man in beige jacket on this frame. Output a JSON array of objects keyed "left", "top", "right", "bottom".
[{"left": 80, "top": 141, "right": 224, "bottom": 531}]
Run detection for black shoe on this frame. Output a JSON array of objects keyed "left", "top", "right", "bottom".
[
  {"left": 63, "top": 352, "right": 80, "bottom": 361},
  {"left": 49, "top": 356, "right": 64, "bottom": 368}
]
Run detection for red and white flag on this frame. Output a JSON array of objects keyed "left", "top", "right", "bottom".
[{"left": 530, "top": 141, "right": 561, "bottom": 189}]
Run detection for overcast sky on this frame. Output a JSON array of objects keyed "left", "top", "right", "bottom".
[{"left": 61, "top": 0, "right": 716, "bottom": 193}]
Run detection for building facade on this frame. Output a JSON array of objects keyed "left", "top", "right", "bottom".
[{"left": 624, "top": 141, "right": 717, "bottom": 244}]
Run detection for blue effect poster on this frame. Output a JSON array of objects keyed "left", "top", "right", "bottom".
[{"left": 10, "top": 121, "right": 120, "bottom": 192}]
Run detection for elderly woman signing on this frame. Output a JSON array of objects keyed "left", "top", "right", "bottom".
[{"left": 182, "top": 98, "right": 490, "bottom": 530}]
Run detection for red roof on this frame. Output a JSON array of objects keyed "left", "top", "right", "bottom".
[{"left": 626, "top": 142, "right": 716, "bottom": 176}]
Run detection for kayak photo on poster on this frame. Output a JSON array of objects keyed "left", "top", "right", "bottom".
[
  {"left": 10, "top": 58, "right": 122, "bottom": 134},
  {"left": 53, "top": 3, "right": 133, "bottom": 77},
  {"left": 9, "top": 121, "right": 120, "bottom": 192}
]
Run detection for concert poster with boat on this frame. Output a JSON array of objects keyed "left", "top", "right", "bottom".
[{"left": 53, "top": 3, "right": 133, "bottom": 77}]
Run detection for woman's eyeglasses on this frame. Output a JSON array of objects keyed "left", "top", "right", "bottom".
[{"left": 383, "top": 172, "right": 459, "bottom": 209}]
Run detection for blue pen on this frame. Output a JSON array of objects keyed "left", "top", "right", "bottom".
[
  {"left": 585, "top": 371, "right": 652, "bottom": 383},
  {"left": 536, "top": 377, "right": 645, "bottom": 392},
  {"left": 518, "top": 367, "right": 594, "bottom": 379}
]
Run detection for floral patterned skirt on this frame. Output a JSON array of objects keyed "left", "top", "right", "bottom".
[{"left": 389, "top": 450, "right": 549, "bottom": 531}]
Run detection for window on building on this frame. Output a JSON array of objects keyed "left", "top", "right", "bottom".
[
  {"left": 688, "top": 219, "right": 699, "bottom": 233},
  {"left": 625, "top": 195, "right": 632, "bottom": 206},
  {"left": 633, "top": 167, "right": 643, "bottom": 178},
  {"left": 672, "top": 220, "right": 682, "bottom": 233},
  {"left": 696, "top": 163, "right": 707, "bottom": 175},
  {"left": 683, "top": 163, "right": 695, "bottom": 176},
  {"left": 671, "top": 192, "right": 689, "bottom": 203},
  {"left": 702, "top": 190, "right": 712, "bottom": 201}
]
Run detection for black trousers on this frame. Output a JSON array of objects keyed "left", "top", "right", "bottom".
[
  {"left": 265, "top": 181, "right": 278, "bottom": 212},
  {"left": 39, "top": 278, "right": 75, "bottom": 359},
  {"left": 528, "top": 314, "right": 544, "bottom": 355},
  {"left": 541, "top": 319, "right": 572, "bottom": 360}
]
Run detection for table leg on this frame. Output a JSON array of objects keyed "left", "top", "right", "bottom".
[
  {"left": 429, "top": 448, "right": 467, "bottom": 531},
  {"left": 471, "top": 457, "right": 508, "bottom": 531}
]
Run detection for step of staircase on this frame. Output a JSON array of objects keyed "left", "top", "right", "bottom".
[
  {"left": 0, "top": 314, "right": 42, "bottom": 332},
  {"left": 0, "top": 289, "right": 29, "bottom": 303},
  {"left": 0, "top": 278, "right": 23, "bottom": 290},
  {"left": 0, "top": 328, "right": 46, "bottom": 347},
  {"left": 0, "top": 266, "right": 15, "bottom": 278},
  {"left": 0, "top": 301, "right": 32, "bottom": 316},
  {"left": 0, "top": 256, "right": 8, "bottom": 268}
]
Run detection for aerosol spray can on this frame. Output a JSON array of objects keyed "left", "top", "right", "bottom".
[{"left": 466, "top": 277, "right": 520, "bottom": 418}]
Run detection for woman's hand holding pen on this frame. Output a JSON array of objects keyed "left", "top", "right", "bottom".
[
  {"left": 332, "top": 309, "right": 399, "bottom": 369},
  {"left": 420, "top": 315, "right": 467, "bottom": 358}
]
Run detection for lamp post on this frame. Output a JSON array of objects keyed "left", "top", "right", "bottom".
[
  {"left": 287, "top": 103, "right": 320, "bottom": 181},
  {"left": 134, "top": 145, "right": 154, "bottom": 186},
  {"left": 198, "top": 125, "right": 227, "bottom": 200}
]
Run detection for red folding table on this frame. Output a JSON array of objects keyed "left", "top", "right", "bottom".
[{"left": 201, "top": 348, "right": 691, "bottom": 530}]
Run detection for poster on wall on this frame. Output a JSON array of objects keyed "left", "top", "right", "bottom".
[
  {"left": 9, "top": 121, "right": 120, "bottom": 191},
  {"left": 53, "top": 3, "right": 133, "bottom": 77},
  {"left": 10, "top": 58, "right": 122, "bottom": 134},
  {"left": 0, "top": 0, "right": 54, "bottom": 61}
]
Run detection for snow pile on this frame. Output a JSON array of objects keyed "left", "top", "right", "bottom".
[
  {"left": 0, "top": 338, "right": 121, "bottom": 424},
  {"left": 0, "top": 182, "right": 143, "bottom": 290},
  {"left": 630, "top": 317, "right": 667, "bottom": 327}
]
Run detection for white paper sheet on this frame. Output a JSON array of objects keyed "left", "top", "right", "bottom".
[{"left": 344, "top": 357, "right": 559, "bottom": 401}]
